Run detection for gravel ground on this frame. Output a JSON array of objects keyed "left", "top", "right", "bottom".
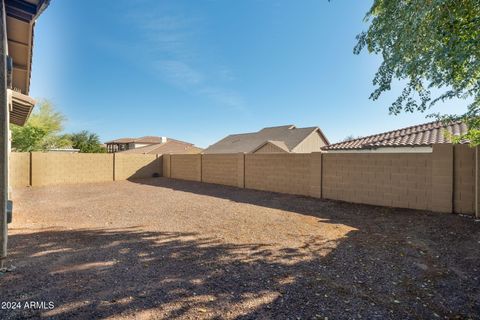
[{"left": 1, "top": 177, "right": 479, "bottom": 319}]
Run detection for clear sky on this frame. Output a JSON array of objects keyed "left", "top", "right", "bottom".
[{"left": 29, "top": 0, "right": 469, "bottom": 148}]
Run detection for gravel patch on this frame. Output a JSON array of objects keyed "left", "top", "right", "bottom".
[{"left": 1, "top": 177, "right": 479, "bottom": 319}]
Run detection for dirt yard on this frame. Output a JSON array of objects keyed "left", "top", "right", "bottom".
[{"left": 1, "top": 178, "right": 479, "bottom": 319}]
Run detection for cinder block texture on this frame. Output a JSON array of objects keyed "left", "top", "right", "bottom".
[
  {"left": 162, "top": 154, "right": 171, "bottom": 178},
  {"left": 202, "top": 154, "right": 244, "bottom": 188},
  {"left": 9, "top": 152, "right": 30, "bottom": 188},
  {"left": 114, "top": 154, "right": 162, "bottom": 180},
  {"left": 245, "top": 154, "right": 311, "bottom": 196},
  {"left": 323, "top": 153, "right": 433, "bottom": 210},
  {"left": 431, "top": 144, "right": 454, "bottom": 213},
  {"left": 309, "top": 152, "right": 322, "bottom": 198},
  {"left": 31, "top": 153, "right": 114, "bottom": 186},
  {"left": 170, "top": 154, "right": 202, "bottom": 182},
  {"left": 453, "top": 145, "right": 475, "bottom": 214}
]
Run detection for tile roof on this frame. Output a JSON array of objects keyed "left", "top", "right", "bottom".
[
  {"left": 323, "top": 120, "right": 469, "bottom": 151},
  {"left": 203, "top": 125, "right": 329, "bottom": 154}
]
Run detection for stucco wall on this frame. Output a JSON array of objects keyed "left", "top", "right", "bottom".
[
  {"left": 293, "top": 131, "right": 326, "bottom": 153},
  {"left": 254, "top": 143, "right": 288, "bottom": 154}
]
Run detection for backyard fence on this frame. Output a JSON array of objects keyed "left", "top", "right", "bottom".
[
  {"left": 10, "top": 144, "right": 479, "bottom": 216},
  {"left": 9, "top": 152, "right": 162, "bottom": 187},
  {"left": 163, "top": 144, "right": 479, "bottom": 216}
]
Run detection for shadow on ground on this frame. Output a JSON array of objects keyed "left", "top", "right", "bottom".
[{"left": 2, "top": 178, "right": 480, "bottom": 319}]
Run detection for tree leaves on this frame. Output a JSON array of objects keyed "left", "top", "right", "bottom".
[{"left": 356, "top": 0, "right": 480, "bottom": 145}]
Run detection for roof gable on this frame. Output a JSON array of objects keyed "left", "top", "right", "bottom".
[{"left": 203, "top": 125, "right": 327, "bottom": 154}]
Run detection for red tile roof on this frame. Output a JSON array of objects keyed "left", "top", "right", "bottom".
[{"left": 323, "top": 121, "right": 469, "bottom": 151}]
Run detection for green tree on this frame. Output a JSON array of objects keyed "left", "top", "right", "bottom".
[
  {"left": 67, "top": 130, "right": 106, "bottom": 153},
  {"left": 355, "top": 0, "right": 479, "bottom": 146},
  {"left": 11, "top": 100, "right": 72, "bottom": 151}
]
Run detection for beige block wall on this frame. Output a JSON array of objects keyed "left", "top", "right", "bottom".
[
  {"left": 323, "top": 153, "right": 433, "bottom": 210},
  {"left": 170, "top": 154, "right": 202, "bottom": 182},
  {"left": 202, "top": 154, "right": 244, "bottom": 187},
  {"left": 10, "top": 152, "right": 30, "bottom": 188},
  {"left": 309, "top": 152, "right": 322, "bottom": 198},
  {"left": 163, "top": 154, "right": 171, "bottom": 178},
  {"left": 453, "top": 145, "right": 475, "bottom": 214},
  {"left": 431, "top": 144, "right": 454, "bottom": 213},
  {"left": 114, "top": 154, "right": 162, "bottom": 181},
  {"left": 31, "top": 152, "right": 114, "bottom": 186},
  {"left": 245, "top": 154, "right": 311, "bottom": 196}
]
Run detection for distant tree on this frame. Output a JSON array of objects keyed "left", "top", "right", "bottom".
[
  {"left": 67, "top": 131, "right": 106, "bottom": 153},
  {"left": 355, "top": 0, "right": 479, "bottom": 146},
  {"left": 11, "top": 100, "right": 71, "bottom": 151},
  {"left": 342, "top": 135, "right": 359, "bottom": 142}
]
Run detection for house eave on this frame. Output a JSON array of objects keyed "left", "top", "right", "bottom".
[{"left": 9, "top": 89, "right": 35, "bottom": 126}]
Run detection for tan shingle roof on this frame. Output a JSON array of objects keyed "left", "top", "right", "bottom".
[
  {"left": 105, "top": 136, "right": 165, "bottom": 144},
  {"left": 119, "top": 140, "right": 202, "bottom": 154},
  {"left": 203, "top": 125, "right": 329, "bottom": 154},
  {"left": 323, "top": 121, "right": 469, "bottom": 151}
]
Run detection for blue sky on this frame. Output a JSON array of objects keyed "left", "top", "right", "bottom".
[{"left": 29, "top": 0, "right": 469, "bottom": 148}]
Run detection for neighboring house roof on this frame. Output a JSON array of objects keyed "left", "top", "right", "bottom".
[
  {"left": 323, "top": 120, "right": 469, "bottom": 151},
  {"left": 203, "top": 125, "right": 329, "bottom": 154},
  {"left": 119, "top": 140, "right": 203, "bottom": 154},
  {"left": 105, "top": 136, "right": 167, "bottom": 144},
  {"left": 252, "top": 140, "right": 290, "bottom": 153}
]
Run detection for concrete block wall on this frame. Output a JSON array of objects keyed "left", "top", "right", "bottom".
[
  {"left": 10, "top": 145, "right": 479, "bottom": 215},
  {"left": 170, "top": 154, "right": 202, "bottom": 182},
  {"left": 202, "top": 154, "right": 244, "bottom": 188},
  {"left": 31, "top": 152, "right": 114, "bottom": 186},
  {"left": 9, "top": 152, "right": 30, "bottom": 188},
  {"left": 114, "top": 154, "right": 162, "bottom": 181},
  {"left": 453, "top": 145, "right": 476, "bottom": 214},
  {"left": 245, "top": 154, "right": 311, "bottom": 196},
  {"left": 10, "top": 152, "right": 163, "bottom": 187},
  {"left": 323, "top": 153, "right": 433, "bottom": 210}
]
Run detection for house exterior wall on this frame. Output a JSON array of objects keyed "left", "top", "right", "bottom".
[
  {"left": 254, "top": 143, "right": 288, "bottom": 154},
  {"left": 292, "top": 131, "right": 326, "bottom": 153}
]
